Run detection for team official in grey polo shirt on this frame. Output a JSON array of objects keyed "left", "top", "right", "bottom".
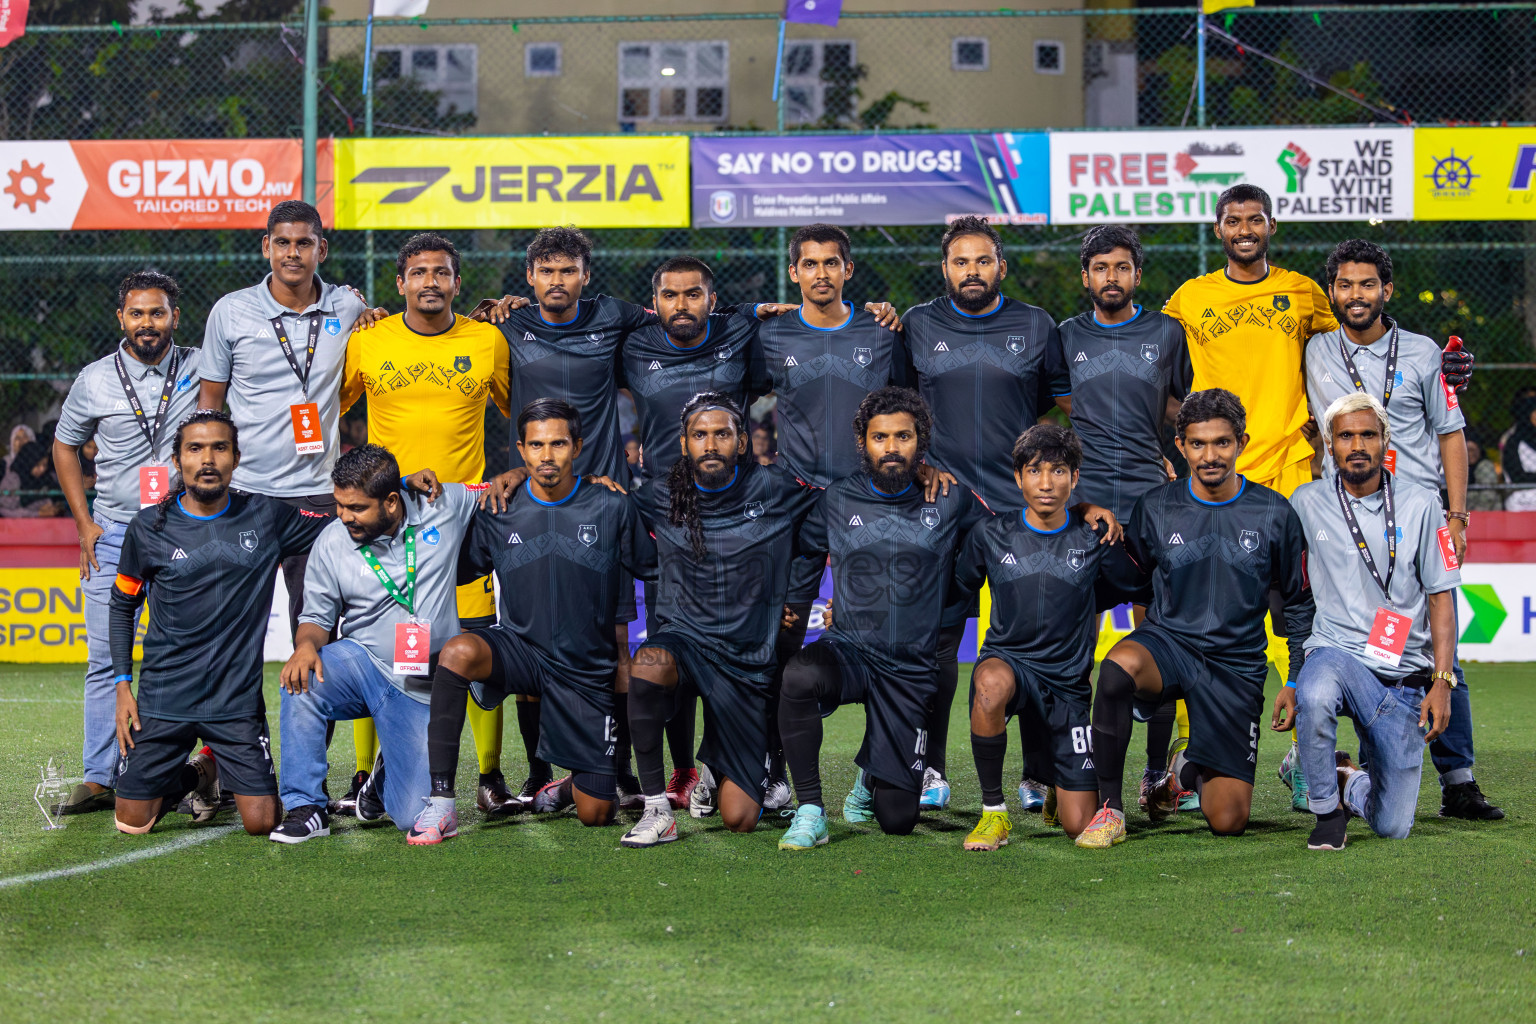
[
  {"left": 1276, "top": 393, "right": 1461, "bottom": 850},
  {"left": 271, "top": 444, "right": 511, "bottom": 842},
  {"left": 50, "top": 271, "right": 202, "bottom": 815},
  {"left": 198, "top": 200, "right": 371, "bottom": 636},
  {"left": 1303, "top": 239, "right": 1500, "bottom": 821}
]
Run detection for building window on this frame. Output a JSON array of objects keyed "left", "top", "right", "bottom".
[
  {"left": 617, "top": 40, "right": 729, "bottom": 123},
  {"left": 375, "top": 44, "right": 478, "bottom": 117},
  {"left": 1034, "top": 40, "right": 1065, "bottom": 76},
  {"left": 952, "top": 37, "right": 989, "bottom": 72},
  {"left": 526, "top": 43, "right": 561, "bottom": 78},
  {"left": 782, "top": 39, "right": 857, "bottom": 124}
]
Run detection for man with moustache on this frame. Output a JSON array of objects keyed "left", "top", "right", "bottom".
[{"left": 51, "top": 271, "right": 203, "bottom": 816}]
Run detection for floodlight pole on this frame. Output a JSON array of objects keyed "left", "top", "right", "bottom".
[
  {"left": 774, "top": 18, "right": 788, "bottom": 305},
  {"left": 1195, "top": 10, "right": 1209, "bottom": 274},
  {"left": 302, "top": 0, "right": 320, "bottom": 206},
  {"left": 363, "top": 7, "right": 377, "bottom": 304}
]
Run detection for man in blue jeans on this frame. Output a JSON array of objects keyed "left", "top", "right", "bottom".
[
  {"left": 272, "top": 444, "right": 510, "bottom": 842},
  {"left": 52, "top": 270, "right": 203, "bottom": 815},
  {"left": 1276, "top": 393, "right": 1461, "bottom": 850}
]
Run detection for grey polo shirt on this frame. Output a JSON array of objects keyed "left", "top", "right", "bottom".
[
  {"left": 201, "top": 274, "right": 364, "bottom": 498},
  {"left": 298, "top": 483, "right": 480, "bottom": 701},
  {"left": 55, "top": 341, "right": 203, "bottom": 525},
  {"left": 1291, "top": 476, "right": 1461, "bottom": 678},
  {"left": 1305, "top": 318, "right": 1465, "bottom": 495}
]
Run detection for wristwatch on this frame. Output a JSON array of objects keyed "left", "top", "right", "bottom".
[
  {"left": 1432, "top": 670, "right": 1458, "bottom": 689},
  {"left": 1446, "top": 510, "right": 1470, "bottom": 524}
]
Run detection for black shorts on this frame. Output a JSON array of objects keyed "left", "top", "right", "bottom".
[
  {"left": 114, "top": 714, "right": 276, "bottom": 800},
  {"left": 805, "top": 636, "right": 933, "bottom": 794},
  {"left": 1094, "top": 541, "right": 1153, "bottom": 612},
  {"left": 786, "top": 554, "right": 827, "bottom": 605},
  {"left": 975, "top": 649, "right": 1096, "bottom": 791},
  {"left": 643, "top": 630, "right": 771, "bottom": 803},
  {"left": 1129, "top": 623, "right": 1265, "bottom": 784},
  {"left": 469, "top": 625, "right": 616, "bottom": 777}
]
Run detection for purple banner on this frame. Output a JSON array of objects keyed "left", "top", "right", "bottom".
[{"left": 692, "top": 133, "right": 1050, "bottom": 227}]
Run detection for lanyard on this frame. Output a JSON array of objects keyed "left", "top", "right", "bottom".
[
  {"left": 1339, "top": 317, "right": 1399, "bottom": 408},
  {"left": 114, "top": 347, "right": 180, "bottom": 461},
  {"left": 271, "top": 313, "right": 322, "bottom": 401},
  {"left": 357, "top": 526, "right": 416, "bottom": 616},
  {"left": 1336, "top": 471, "right": 1396, "bottom": 600}
]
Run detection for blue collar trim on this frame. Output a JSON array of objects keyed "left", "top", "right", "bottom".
[
  {"left": 1188, "top": 475, "right": 1247, "bottom": 506},
  {"left": 1093, "top": 305, "right": 1143, "bottom": 329},
  {"left": 868, "top": 477, "right": 914, "bottom": 498},
  {"left": 177, "top": 492, "right": 230, "bottom": 520},
  {"left": 695, "top": 465, "right": 739, "bottom": 493},
  {"left": 796, "top": 302, "right": 853, "bottom": 332},
  {"left": 1021, "top": 509, "right": 1070, "bottom": 534},
  {"left": 666, "top": 318, "right": 712, "bottom": 352},
  {"left": 537, "top": 298, "right": 587, "bottom": 327},
  {"left": 948, "top": 297, "right": 1003, "bottom": 319},
  {"left": 524, "top": 475, "right": 582, "bottom": 506}
]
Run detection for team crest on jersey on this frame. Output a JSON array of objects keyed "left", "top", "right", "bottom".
[
  {"left": 453, "top": 356, "right": 472, "bottom": 373},
  {"left": 176, "top": 373, "right": 194, "bottom": 392},
  {"left": 1007, "top": 335, "right": 1026, "bottom": 354},
  {"left": 577, "top": 524, "right": 598, "bottom": 546},
  {"left": 715, "top": 345, "right": 731, "bottom": 361},
  {"left": 920, "top": 507, "right": 941, "bottom": 530},
  {"left": 743, "top": 501, "right": 764, "bottom": 519},
  {"left": 1273, "top": 295, "right": 1291, "bottom": 311},
  {"left": 1068, "top": 548, "right": 1086, "bottom": 570},
  {"left": 853, "top": 347, "right": 873, "bottom": 366},
  {"left": 324, "top": 317, "right": 342, "bottom": 336},
  {"left": 1141, "top": 343, "right": 1159, "bottom": 363},
  {"left": 587, "top": 332, "right": 604, "bottom": 344},
  {"left": 239, "top": 530, "right": 258, "bottom": 552},
  {"left": 422, "top": 526, "right": 441, "bottom": 545},
  {"left": 1239, "top": 529, "right": 1259, "bottom": 552}
]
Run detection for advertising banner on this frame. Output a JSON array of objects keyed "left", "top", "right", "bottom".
[
  {"left": 1050, "top": 128, "right": 1414, "bottom": 224},
  {"left": 692, "top": 132, "right": 1049, "bottom": 227},
  {"left": 0, "top": 139, "right": 323, "bottom": 231},
  {"left": 1455, "top": 565, "right": 1536, "bottom": 663},
  {"left": 334, "top": 136, "right": 689, "bottom": 230},
  {"left": 1415, "top": 127, "right": 1536, "bottom": 221}
]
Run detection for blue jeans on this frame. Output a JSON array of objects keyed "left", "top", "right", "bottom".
[
  {"left": 83, "top": 515, "right": 136, "bottom": 786},
  {"left": 278, "top": 638, "right": 429, "bottom": 830},
  {"left": 1296, "top": 647, "right": 1426, "bottom": 839}
]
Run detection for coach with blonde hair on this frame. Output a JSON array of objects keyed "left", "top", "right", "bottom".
[{"left": 1275, "top": 392, "right": 1461, "bottom": 851}]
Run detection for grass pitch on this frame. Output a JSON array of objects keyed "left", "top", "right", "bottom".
[{"left": 1, "top": 662, "right": 1531, "bottom": 1023}]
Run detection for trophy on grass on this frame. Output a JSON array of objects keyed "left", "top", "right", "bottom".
[{"left": 35, "top": 758, "right": 84, "bottom": 830}]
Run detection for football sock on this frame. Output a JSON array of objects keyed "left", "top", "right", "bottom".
[
  {"left": 353, "top": 717, "right": 378, "bottom": 774},
  {"left": 1146, "top": 701, "right": 1176, "bottom": 771},
  {"left": 871, "top": 779, "right": 919, "bottom": 836},
  {"left": 467, "top": 700, "right": 503, "bottom": 775},
  {"left": 516, "top": 698, "right": 550, "bottom": 782},
  {"left": 770, "top": 601, "right": 813, "bottom": 778},
  {"left": 780, "top": 653, "right": 835, "bottom": 808},
  {"left": 613, "top": 690, "right": 634, "bottom": 779},
  {"left": 426, "top": 666, "right": 470, "bottom": 792},
  {"left": 971, "top": 731, "right": 1008, "bottom": 807},
  {"left": 628, "top": 677, "right": 671, "bottom": 796},
  {"left": 665, "top": 692, "right": 697, "bottom": 772},
  {"left": 927, "top": 624, "right": 964, "bottom": 777},
  {"left": 1092, "top": 660, "right": 1136, "bottom": 813},
  {"left": 1178, "top": 756, "right": 1202, "bottom": 795},
  {"left": 162, "top": 762, "right": 200, "bottom": 804}
]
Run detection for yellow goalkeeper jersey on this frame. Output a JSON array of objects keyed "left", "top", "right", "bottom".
[
  {"left": 1163, "top": 266, "right": 1338, "bottom": 484},
  {"left": 340, "top": 313, "right": 511, "bottom": 483}
]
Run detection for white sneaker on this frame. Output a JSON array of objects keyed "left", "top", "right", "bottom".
[
  {"left": 621, "top": 799, "right": 678, "bottom": 848},
  {"left": 762, "top": 776, "right": 792, "bottom": 811},
  {"left": 188, "top": 748, "right": 221, "bottom": 823},
  {"left": 689, "top": 764, "right": 717, "bottom": 818}
]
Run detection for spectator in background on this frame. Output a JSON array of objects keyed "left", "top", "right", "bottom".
[
  {"left": 1465, "top": 428, "right": 1503, "bottom": 512},
  {"left": 1503, "top": 389, "right": 1536, "bottom": 512},
  {"left": 625, "top": 434, "right": 642, "bottom": 469},
  {"left": 7, "top": 424, "right": 34, "bottom": 468},
  {"left": 339, "top": 412, "right": 368, "bottom": 455},
  {"left": 1, "top": 423, "right": 35, "bottom": 516},
  {"left": 11, "top": 422, "right": 62, "bottom": 516},
  {"left": 752, "top": 421, "right": 775, "bottom": 466}
]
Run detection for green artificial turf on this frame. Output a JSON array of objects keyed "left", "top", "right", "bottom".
[{"left": 0, "top": 662, "right": 1531, "bottom": 1023}]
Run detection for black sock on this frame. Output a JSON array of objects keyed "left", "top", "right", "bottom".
[
  {"left": 1178, "top": 757, "right": 1201, "bottom": 795},
  {"left": 665, "top": 692, "right": 696, "bottom": 773},
  {"left": 1145, "top": 701, "right": 1176, "bottom": 772},
  {"left": 780, "top": 690, "right": 824, "bottom": 807},
  {"left": 871, "top": 778, "right": 919, "bottom": 835},
  {"left": 427, "top": 666, "right": 471, "bottom": 790},
  {"left": 628, "top": 678, "right": 671, "bottom": 796},
  {"left": 162, "top": 762, "right": 199, "bottom": 805},
  {"left": 971, "top": 732, "right": 1008, "bottom": 807},
  {"left": 1018, "top": 715, "right": 1031, "bottom": 782},
  {"left": 613, "top": 690, "right": 634, "bottom": 780},
  {"left": 1092, "top": 660, "right": 1136, "bottom": 813},
  {"left": 928, "top": 626, "right": 963, "bottom": 777},
  {"left": 516, "top": 699, "right": 550, "bottom": 782},
  {"left": 770, "top": 602, "right": 812, "bottom": 777}
]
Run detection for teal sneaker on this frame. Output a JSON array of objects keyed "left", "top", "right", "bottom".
[
  {"left": 842, "top": 769, "right": 874, "bottom": 823},
  {"left": 1278, "top": 741, "right": 1310, "bottom": 812},
  {"left": 778, "top": 804, "right": 830, "bottom": 850}
]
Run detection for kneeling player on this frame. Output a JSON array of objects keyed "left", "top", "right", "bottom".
[
  {"left": 412, "top": 399, "right": 656, "bottom": 842},
  {"left": 956, "top": 424, "right": 1116, "bottom": 849},
  {"left": 778, "top": 387, "right": 989, "bottom": 849},
  {"left": 621, "top": 393, "right": 821, "bottom": 846},
  {"left": 1079, "top": 390, "right": 1311, "bottom": 847},
  {"left": 110, "top": 411, "right": 329, "bottom": 836}
]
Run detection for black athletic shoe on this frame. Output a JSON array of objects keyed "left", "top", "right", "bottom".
[
  {"left": 270, "top": 804, "right": 331, "bottom": 844},
  {"left": 616, "top": 774, "right": 646, "bottom": 811},
  {"left": 516, "top": 773, "right": 552, "bottom": 809},
  {"left": 477, "top": 770, "right": 520, "bottom": 817},
  {"left": 1307, "top": 807, "right": 1349, "bottom": 851},
  {"left": 1440, "top": 780, "right": 1505, "bottom": 820},
  {"left": 356, "top": 755, "right": 387, "bottom": 821},
  {"left": 329, "top": 770, "right": 368, "bottom": 816}
]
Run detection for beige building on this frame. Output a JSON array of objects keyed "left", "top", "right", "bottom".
[{"left": 328, "top": 1, "right": 1092, "bottom": 136}]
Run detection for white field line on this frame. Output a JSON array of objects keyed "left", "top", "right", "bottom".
[{"left": 0, "top": 825, "right": 238, "bottom": 890}]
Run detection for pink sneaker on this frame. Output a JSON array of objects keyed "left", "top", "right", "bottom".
[{"left": 406, "top": 797, "right": 459, "bottom": 845}]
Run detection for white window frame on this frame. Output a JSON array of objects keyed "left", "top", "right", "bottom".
[
  {"left": 525, "top": 42, "right": 562, "bottom": 78},
  {"left": 780, "top": 38, "right": 857, "bottom": 125},
  {"left": 952, "top": 37, "right": 989, "bottom": 72},
  {"left": 374, "top": 43, "right": 479, "bottom": 117},
  {"left": 1034, "top": 39, "right": 1065, "bottom": 76},
  {"left": 616, "top": 40, "right": 730, "bottom": 124}
]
